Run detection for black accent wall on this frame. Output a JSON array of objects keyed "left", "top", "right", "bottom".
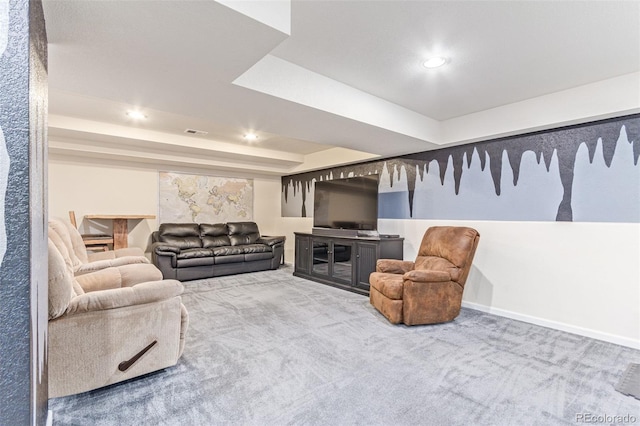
[{"left": 282, "top": 115, "right": 639, "bottom": 222}]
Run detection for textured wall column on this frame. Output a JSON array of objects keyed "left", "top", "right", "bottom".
[{"left": 0, "top": 0, "right": 48, "bottom": 424}]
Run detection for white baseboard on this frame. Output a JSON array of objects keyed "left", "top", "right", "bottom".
[
  {"left": 46, "top": 410, "right": 52, "bottom": 426},
  {"left": 461, "top": 301, "right": 640, "bottom": 350}
]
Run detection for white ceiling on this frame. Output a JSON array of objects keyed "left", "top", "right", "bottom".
[{"left": 43, "top": 0, "right": 640, "bottom": 175}]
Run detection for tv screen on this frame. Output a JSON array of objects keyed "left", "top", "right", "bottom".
[{"left": 313, "top": 175, "right": 379, "bottom": 231}]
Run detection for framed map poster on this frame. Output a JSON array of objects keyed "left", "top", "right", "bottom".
[{"left": 159, "top": 172, "right": 253, "bottom": 223}]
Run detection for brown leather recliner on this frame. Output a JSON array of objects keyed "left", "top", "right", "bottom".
[{"left": 369, "top": 226, "right": 480, "bottom": 325}]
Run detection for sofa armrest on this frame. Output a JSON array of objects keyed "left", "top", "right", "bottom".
[
  {"left": 403, "top": 269, "right": 451, "bottom": 283},
  {"left": 376, "top": 259, "right": 414, "bottom": 274},
  {"left": 258, "top": 236, "right": 286, "bottom": 247},
  {"left": 65, "top": 279, "right": 184, "bottom": 316},
  {"left": 151, "top": 242, "right": 181, "bottom": 254}
]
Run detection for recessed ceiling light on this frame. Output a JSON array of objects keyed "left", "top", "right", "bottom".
[
  {"left": 423, "top": 56, "right": 448, "bottom": 69},
  {"left": 126, "top": 110, "right": 147, "bottom": 119},
  {"left": 243, "top": 133, "right": 258, "bottom": 141}
]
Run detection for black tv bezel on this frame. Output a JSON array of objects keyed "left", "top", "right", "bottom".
[{"left": 312, "top": 174, "right": 379, "bottom": 232}]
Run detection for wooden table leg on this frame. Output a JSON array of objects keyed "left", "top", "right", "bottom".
[{"left": 112, "top": 218, "right": 128, "bottom": 250}]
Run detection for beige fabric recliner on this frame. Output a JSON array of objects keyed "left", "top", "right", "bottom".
[
  {"left": 49, "top": 218, "right": 150, "bottom": 275},
  {"left": 369, "top": 226, "right": 480, "bottom": 326},
  {"left": 49, "top": 218, "right": 163, "bottom": 287},
  {"left": 48, "top": 238, "right": 189, "bottom": 398}
]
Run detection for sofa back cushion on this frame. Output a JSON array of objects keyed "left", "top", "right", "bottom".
[
  {"left": 227, "top": 222, "right": 260, "bottom": 246},
  {"left": 158, "top": 223, "right": 202, "bottom": 249},
  {"left": 200, "top": 223, "right": 231, "bottom": 248}
]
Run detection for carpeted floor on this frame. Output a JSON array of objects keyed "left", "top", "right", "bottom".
[{"left": 49, "top": 266, "right": 640, "bottom": 425}]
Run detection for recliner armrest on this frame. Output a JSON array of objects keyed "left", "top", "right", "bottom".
[
  {"left": 75, "top": 256, "right": 150, "bottom": 276},
  {"left": 376, "top": 259, "right": 415, "bottom": 274},
  {"left": 75, "top": 267, "right": 123, "bottom": 292},
  {"left": 86, "top": 247, "right": 146, "bottom": 263},
  {"left": 75, "top": 264, "right": 163, "bottom": 293},
  {"left": 258, "top": 236, "right": 286, "bottom": 247},
  {"left": 87, "top": 251, "right": 117, "bottom": 262},
  {"left": 75, "top": 259, "right": 121, "bottom": 275},
  {"left": 65, "top": 279, "right": 184, "bottom": 316},
  {"left": 403, "top": 269, "right": 451, "bottom": 283}
]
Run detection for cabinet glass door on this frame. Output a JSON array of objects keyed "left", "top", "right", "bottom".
[
  {"left": 331, "top": 243, "right": 353, "bottom": 283},
  {"left": 311, "top": 240, "right": 354, "bottom": 284},
  {"left": 312, "top": 240, "right": 330, "bottom": 277}
]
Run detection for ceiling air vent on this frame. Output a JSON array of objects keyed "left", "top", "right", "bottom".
[{"left": 184, "top": 128, "right": 208, "bottom": 135}]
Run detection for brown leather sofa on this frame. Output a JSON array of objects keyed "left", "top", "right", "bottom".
[
  {"left": 369, "top": 226, "right": 480, "bottom": 325},
  {"left": 151, "top": 222, "right": 285, "bottom": 281}
]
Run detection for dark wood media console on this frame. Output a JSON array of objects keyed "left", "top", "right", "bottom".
[{"left": 294, "top": 232, "right": 404, "bottom": 295}]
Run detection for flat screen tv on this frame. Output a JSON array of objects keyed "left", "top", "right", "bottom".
[{"left": 313, "top": 175, "right": 379, "bottom": 231}]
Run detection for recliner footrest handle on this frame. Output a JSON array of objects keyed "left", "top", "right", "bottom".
[{"left": 118, "top": 340, "right": 157, "bottom": 372}]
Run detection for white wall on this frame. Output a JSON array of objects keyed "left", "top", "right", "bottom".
[
  {"left": 48, "top": 157, "right": 286, "bottom": 257},
  {"left": 49, "top": 158, "right": 159, "bottom": 253},
  {"left": 49, "top": 156, "right": 640, "bottom": 349},
  {"left": 278, "top": 217, "right": 639, "bottom": 348},
  {"left": 377, "top": 219, "right": 640, "bottom": 349}
]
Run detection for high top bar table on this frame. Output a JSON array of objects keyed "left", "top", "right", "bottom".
[{"left": 84, "top": 214, "right": 156, "bottom": 250}]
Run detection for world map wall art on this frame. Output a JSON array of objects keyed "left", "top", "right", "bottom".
[
  {"left": 282, "top": 115, "right": 639, "bottom": 223},
  {"left": 159, "top": 172, "right": 253, "bottom": 224}
]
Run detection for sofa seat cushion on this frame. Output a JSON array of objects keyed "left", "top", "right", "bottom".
[
  {"left": 177, "top": 257, "right": 214, "bottom": 268},
  {"left": 176, "top": 248, "right": 214, "bottom": 268},
  {"left": 214, "top": 254, "right": 245, "bottom": 265},
  {"left": 245, "top": 252, "right": 273, "bottom": 262},
  {"left": 240, "top": 244, "right": 272, "bottom": 254},
  {"left": 211, "top": 246, "right": 244, "bottom": 256},
  {"left": 176, "top": 248, "right": 213, "bottom": 259},
  {"left": 369, "top": 272, "right": 404, "bottom": 300},
  {"left": 211, "top": 244, "right": 272, "bottom": 263}
]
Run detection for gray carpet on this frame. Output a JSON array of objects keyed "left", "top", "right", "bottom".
[
  {"left": 50, "top": 266, "right": 640, "bottom": 425},
  {"left": 616, "top": 364, "right": 640, "bottom": 400}
]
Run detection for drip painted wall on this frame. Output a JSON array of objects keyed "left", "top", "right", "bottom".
[{"left": 282, "top": 115, "right": 639, "bottom": 223}]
